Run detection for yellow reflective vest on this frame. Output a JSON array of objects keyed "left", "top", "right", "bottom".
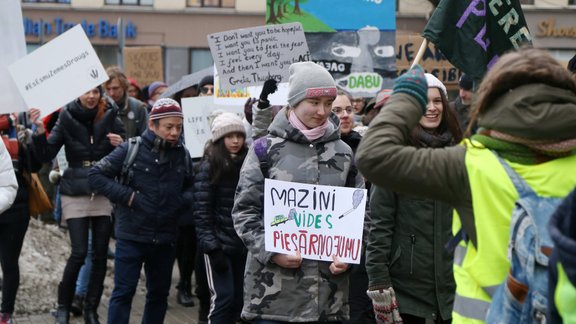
[
  {"left": 452, "top": 144, "right": 576, "bottom": 323},
  {"left": 555, "top": 263, "right": 576, "bottom": 324}
]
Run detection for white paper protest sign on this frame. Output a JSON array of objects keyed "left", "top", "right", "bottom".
[
  {"left": 208, "top": 22, "right": 309, "bottom": 91},
  {"left": 264, "top": 179, "right": 367, "bottom": 264},
  {"left": 181, "top": 96, "right": 244, "bottom": 158},
  {"left": 8, "top": 24, "right": 108, "bottom": 115},
  {"left": 0, "top": 0, "right": 27, "bottom": 114}
]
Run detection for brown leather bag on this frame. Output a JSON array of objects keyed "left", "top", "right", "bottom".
[{"left": 23, "top": 172, "right": 53, "bottom": 216}]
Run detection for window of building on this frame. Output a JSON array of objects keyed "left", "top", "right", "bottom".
[
  {"left": 105, "top": 0, "right": 153, "bottom": 5},
  {"left": 22, "top": 0, "right": 71, "bottom": 3},
  {"left": 187, "top": 0, "right": 235, "bottom": 8},
  {"left": 519, "top": 0, "right": 534, "bottom": 4},
  {"left": 569, "top": 0, "right": 576, "bottom": 5},
  {"left": 190, "top": 49, "right": 214, "bottom": 73}
]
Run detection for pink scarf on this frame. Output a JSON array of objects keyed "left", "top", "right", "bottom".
[{"left": 288, "top": 110, "right": 329, "bottom": 142}]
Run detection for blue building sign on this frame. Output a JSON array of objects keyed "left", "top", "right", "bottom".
[{"left": 23, "top": 17, "right": 137, "bottom": 39}]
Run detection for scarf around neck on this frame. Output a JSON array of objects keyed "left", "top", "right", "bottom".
[
  {"left": 472, "top": 128, "right": 576, "bottom": 164},
  {"left": 288, "top": 110, "right": 329, "bottom": 142},
  {"left": 413, "top": 126, "right": 454, "bottom": 148}
]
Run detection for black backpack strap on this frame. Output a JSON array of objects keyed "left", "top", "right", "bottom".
[
  {"left": 345, "top": 160, "right": 358, "bottom": 188},
  {"left": 253, "top": 136, "right": 269, "bottom": 178},
  {"left": 120, "top": 136, "right": 141, "bottom": 185}
]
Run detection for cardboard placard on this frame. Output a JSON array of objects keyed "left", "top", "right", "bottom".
[
  {"left": 123, "top": 46, "right": 164, "bottom": 87},
  {"left": 208, "top": 23, "right": 309, "bottom": 91},
  {"left": 264, "top": 179, "right": 367, "bottom": 264},
  {"left": 8, "top": 25, "right": 108, "bottom": 115}
]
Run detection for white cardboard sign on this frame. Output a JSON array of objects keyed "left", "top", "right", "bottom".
[
  {"left": 208, "top": 22, "right": 309, "bottom": 91},
  {"left": 181, "top": 96, "right": 244, "bottom": 158},
  {"left": 8, "top": 25, "right": 108, "bottom": 115},
  {"left": 0, "top": 0, "right": 27, "bottom": 114},
  {"left": 264, "top": 179, "right": 367, "bottom": 264}
]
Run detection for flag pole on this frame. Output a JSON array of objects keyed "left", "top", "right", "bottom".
[{"left": 411, "top": 38, "right": 428, "bottom": 68}]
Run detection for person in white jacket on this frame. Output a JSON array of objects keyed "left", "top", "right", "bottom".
[{"left": 0, "top": 139, "right": 18, "bottom": 214}]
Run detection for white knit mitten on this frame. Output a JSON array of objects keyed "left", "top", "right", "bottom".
[
  {"left": 49, "top": 170, "right": 62, "bottom": 184},
  {"left": 367, "top": 287, "right": 403, "bottom": 324}
]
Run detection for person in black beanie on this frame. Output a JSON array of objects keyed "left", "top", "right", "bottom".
[{"left": 450, "top": 73, "right": 474, "bottom": 133}]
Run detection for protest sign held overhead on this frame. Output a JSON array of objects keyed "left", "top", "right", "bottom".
[
  {"left": 181, "top": 96, "right": 244, "bottom": 158},
  {"left": 264, "top": 179, "right": 367, "bottom": 264},
  {"left": 0, "top": 0, "right": 27, "bottom": 114},
  {"left": 123, "top": 46, "right": 164, "bottom": 88},
  {"left": 8, "top": 24, "right": 108, "bottom": 115},
  {"left": 208, "top": 22, "right": 310, "bottom": 91},
  {"left": 422, "top": 0, "right": 532, "bottom": 80}
]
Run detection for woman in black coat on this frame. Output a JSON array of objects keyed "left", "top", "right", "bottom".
[{"left": 31, "top": 87, "right": 124, "bottom": 324}]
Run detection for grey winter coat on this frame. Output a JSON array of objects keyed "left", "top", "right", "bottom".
[{"left": 232, "top": 107, "right": 364, "bottom": 322}]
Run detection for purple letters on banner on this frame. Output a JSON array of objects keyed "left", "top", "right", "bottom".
[{"left": 457, "top": 0, "right": 486, "bottom": 28}]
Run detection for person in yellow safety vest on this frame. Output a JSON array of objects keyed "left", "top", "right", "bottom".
[
  {"left": 549, "top": 188, "right": 576, "bottom": 323},
  {"left": 356, "top": 48, "right": 576, "bottom": 324}
]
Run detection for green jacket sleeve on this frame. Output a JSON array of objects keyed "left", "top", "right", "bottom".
[
  {"left": 356, "top": 93, "right": 477, "bottom": 246},
  {"left": 366, "top": 185, "right": 397, "bottom": 289}
]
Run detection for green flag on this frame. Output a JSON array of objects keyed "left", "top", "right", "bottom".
[{"left": 422, "top": 0, "right": 532, "bottom": 80}]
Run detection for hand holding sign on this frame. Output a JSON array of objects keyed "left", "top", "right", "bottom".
[
  {"left": 272, "top": 250, "right": 302, "bottom": 269},
  {"left": 339, "top": 189, "right": 365, "bottom": 219}
]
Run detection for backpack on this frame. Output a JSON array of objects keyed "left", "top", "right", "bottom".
[
  {"left": 485, "top": 153, "right": 563, "bottom": 323},
  {"left": 119, "top": 136, "right": 191, "bottom": 185},
  {"left": 252, "top": 136, "right": 357, "bottom": 187}
]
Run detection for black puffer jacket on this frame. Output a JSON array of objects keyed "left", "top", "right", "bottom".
[
  {"left": 193, "top": 155, "right": 246, "bottom": 255},
  {"left": 32, "top": 98, "right": 125, "bottom": 196}
]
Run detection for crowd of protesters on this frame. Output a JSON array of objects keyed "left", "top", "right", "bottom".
[{"left": 0, "top": 48, "right": 576, "bottom": 324}]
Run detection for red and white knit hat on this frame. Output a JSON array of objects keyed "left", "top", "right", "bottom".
[{"left": 149, "top": 98, "right": 183, "bottom": 121}]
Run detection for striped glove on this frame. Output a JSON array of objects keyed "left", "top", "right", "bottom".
[{"left": 367, "top": 287, "right": 403, "bottom": 324}]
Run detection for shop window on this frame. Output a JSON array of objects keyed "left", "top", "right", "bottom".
[
  {"left": 187, "top": 0, "right": 235, "bottom": 8},
  {"left": 22, "top": 0, "right": 71, "bottom": 3},
  {"left": 106, "top": 0, "right": 153, "bottom": 5},
  {"left": 190, "top": 49, "right": 214, "bottom": 73},
  {"left": 570, "top": 0, "right": 576, "bottom": 4}
]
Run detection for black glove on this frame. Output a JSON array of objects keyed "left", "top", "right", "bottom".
[
  {"left": 208, "top": 250, "right": 229, "bottom": 273},
  {"left": 258, "top": 79, "right": 278, "bottom": 108},
  {"left": 244, "top": 97, "right": 257, "bottom": 124}
]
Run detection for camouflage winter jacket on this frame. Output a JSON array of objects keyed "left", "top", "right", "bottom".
[{"left": 232, "top": 107, "right": 364, "bottom": 322}]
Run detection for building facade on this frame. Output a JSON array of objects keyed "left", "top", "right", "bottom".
[{"left": 21, "top": 0, "right": 576, "bottom": 87}]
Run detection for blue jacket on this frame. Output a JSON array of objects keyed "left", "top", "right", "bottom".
[
  {"left": 88, "top": 129, "right": 194, "bottom": 244},
  {"left": 548, "top": 188, "right": 576, "bottom": 323}
]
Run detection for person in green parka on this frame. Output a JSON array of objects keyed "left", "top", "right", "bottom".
[{"left": 366, "top": 73, "right": 462, "bottom": 324}]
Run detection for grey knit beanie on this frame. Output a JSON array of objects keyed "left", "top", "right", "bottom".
[
  {"left": 287, "top": 62, "right": 337, "bottom": 107},
  {"left": 210, "top": 112, "right": 246, "bottom": 142}
]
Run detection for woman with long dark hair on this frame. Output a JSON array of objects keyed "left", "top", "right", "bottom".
[
  {"left": 194, "top": 112, "right": 248, "bottom": 323},
  {"left": 31, "top": 86, "right": 124, "bottom": 324},
  {"left": 366, "top": 74, "right": 461, "bottom": 324}
]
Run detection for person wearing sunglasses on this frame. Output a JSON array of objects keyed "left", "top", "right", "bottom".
[{"left": 199, "top": 75, "right": 214, "bottom": 96}]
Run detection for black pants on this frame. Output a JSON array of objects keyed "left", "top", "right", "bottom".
[
  {"left": 58, "top": 216, "right": 112, "bottom": 309},
  {"left": 402, "top": 313, "right": 452, "bottom": 324},
  {"left": 176, "top": 225, "right": 196, "bottom": 292},
  {"left": 0, "top": 218, "right": 30, "bottom": 314},
  {"left": 195, "top": 245, "right": 210, "bottom": 322},
  {"left": 346, "top": 253, "right": 375, "bottom": 324}
]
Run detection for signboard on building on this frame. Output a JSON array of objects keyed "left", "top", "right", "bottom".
[{"left": 123, "top": 46, "right": 164, "bottom": 88}]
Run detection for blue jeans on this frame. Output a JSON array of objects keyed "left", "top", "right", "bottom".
[{"left": 107, "top": 239, "right": 176, "bottom": 324}]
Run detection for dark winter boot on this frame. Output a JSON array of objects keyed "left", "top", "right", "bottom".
[
  {"left": 54, "top": 306, "right": 70, "bottom": 324},
  {"left": 176, "top": 279, "right": 195, "bottom": 307},
  {"left": 83, "top": 310, "right": 100, "bottom": 324},
  {"left": 70, "top": 294, "right": 84, "bottom": 317}
]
